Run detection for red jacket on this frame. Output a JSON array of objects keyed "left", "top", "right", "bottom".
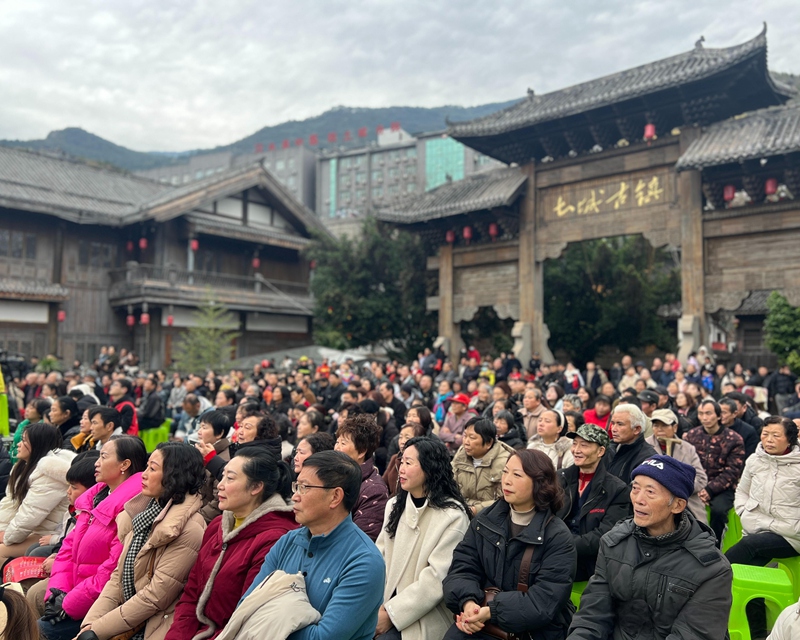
[
  {"left": 165, "top": 496, "right": 298, "bottom": 640},
  {"left": 583, "top": 408, "right": 611, "bottom": 431}
]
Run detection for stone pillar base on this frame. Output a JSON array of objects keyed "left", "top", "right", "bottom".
[
  {"left": 514, "top": 322, "right": 554, "bottom": 366},
  {"left": 677, "top": 314, "right": 701, "bottom": 364}
]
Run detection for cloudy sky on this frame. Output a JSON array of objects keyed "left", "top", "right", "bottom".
[{"left": 2, "top": 1, "right": 798, "bottom": 152}]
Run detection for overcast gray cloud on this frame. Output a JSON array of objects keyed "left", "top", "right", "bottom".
[{"left": 2, "top": 0, "right": 798, "bottom": 151}]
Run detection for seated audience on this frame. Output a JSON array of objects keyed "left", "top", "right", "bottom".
[
  {"left": 239, "top": 451, "right": 385, "bottom": 640},
  {"left": 80, "top": 443, "right": 206, "bottom": 640},
  {"left": 528, "top": 409, "right": 574, "bottom": 470},
  {"left": 334, "top": 413, "right": 389, "bottom": 541},
  {"left": 375, "top": 437, "right": 471, "bottom": 639},
  {"left": 443, "top": 449, "right": 576, "bottom": 639},
  {"left": 0, "top": 424, "right": 74, "bottom": 560},
  {"left": 452, "top": 418, "right": 514, "bottom": 515},
  {"left": 556, "top": 425, "right": 629, "bottom": 581},
  {"left": 166, "top": 449, "right": 298, "bottom": 640},
  {"left": 383, "top": 423, "right": 426, "bottom": 497},
  {"left": 293, "top": 432, "right": 336, "bottom": 478},
  {"left": 493, "top": 409, "right": 525, "bottom": 450},
  {"left": 35, "top": 438, "right": 147, "bottom": 639},
  {"left": 605, "top": 404, "right": 658, "bottom": 483}
]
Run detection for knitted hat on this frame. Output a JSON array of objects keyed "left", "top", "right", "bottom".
[{"left": 631, "top": 455, "right": 696, "bottom": 500}]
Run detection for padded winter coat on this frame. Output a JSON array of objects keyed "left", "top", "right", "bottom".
[
  {"left": 166, "top": 494, "right": 298, "bottom": 640},
  {"left": 352, "top": 458, "right": 389, "bottom": 541},
  {"left": 452, "top": 440, "right": 515, "bottom": 514},
  {"left": 528, "top": 436, "right": 575, "bottom": 470},
  {"left": 82, "top": 493, "right": 206, "bottom": 640},
  {"left": 0, "top": 448, "right": 75, "bottom": 545},
  {"left": 46, "top": 472, "right": 145, "bottom": 619},
  {"left": 734, "top": 443, "right": 800, "bottom": 553}
]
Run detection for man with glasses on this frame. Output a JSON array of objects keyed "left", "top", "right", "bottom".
[{"left": 240, "top": 450, "right": 384, "bottom": 640}]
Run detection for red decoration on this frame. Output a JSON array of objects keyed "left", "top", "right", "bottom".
[
  {"left": 376, "top": 125, "right": 384, "bottom": 134},
  {"left": 462, "top": 226, "right": 473, "bottom": 244},
  {"left": 765, "top": 178, "right": 778, "bottom": 196},
  {"left": 344, "top": 130, "right": 352, "bottom": 142},
  {"left": 138, "top": 237, "right": 148, "bottom": 250},
  {"left": 268, "top": 142, "right": 276, "bottom": 151},
  {"left": 282, "top": 139, "right": 290, "bottom": 149},
  {"left": 190, "top": 238, "right": 199, "bottom": 252},
  {"left": 390, "top": 122, "right": 401, "bottom": 132},
  {"left": 488, "top": 222, "right": 499, "bottom": 240},
  {"left": 445, "top": 230, "right": 455, "bottom": 244},
  {"left": 140, "top": 312, "right": 150, "bottom": 325},
  {"left": 126, "top": 314, "right": 135, "bottom": 327},
  {"left": 644, "top": 123, "right": 656, "bottom": 141},
  {"left": 255, "top": 143, "right": 264, "bottom": 153},
  {"left": 166, "top": 314, "right": 174, "bottom": 327},
  {"left": 57, "top": 310, "right": 66, "bottom": 323},
  {"left": 309, "top": 134, "right": 318, "bottom": 146},
  {"left": 309, "top": 260, "right": 317, "bottom": 270},
  {"left": 723, "top": 184, "right": 736, "bottom": 202},
  {"left": 295, "top": 138, "right": 303, "bottom": 147},
  {"left": 327, "top": 132, "right": 337, "bottom": 143},
  {"left": 252, "top": 257, "right": 261, "bottom": 269},
  {"left": 126, "top": 240, "right": 134, "bottom": 253},
  {"left": 261, "top": 359, "right": 269, "bottom": 368},
  {"left": 358, "top": 127, "right": 368, "bottom": 138}
]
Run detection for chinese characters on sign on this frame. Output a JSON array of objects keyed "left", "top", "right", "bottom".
[{"left": 548, "top": 174, "right": 668, "bottom": 220}]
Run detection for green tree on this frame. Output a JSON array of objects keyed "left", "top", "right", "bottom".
[
  {"left": 172, "top": 297, "right": 241, "bottom": 375},
  {"left": 304, "top": 217, "right": 434, "bottom": 360},
  {"left": 543, "top": 236, "right": 680, "bottom": 364},
  {"left": 764, "top": 291, "right": 800, "bottom": 373}
]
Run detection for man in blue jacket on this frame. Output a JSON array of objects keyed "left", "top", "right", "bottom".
[{"left": 240, "top": 450, "right": 384, "bottom": 640}]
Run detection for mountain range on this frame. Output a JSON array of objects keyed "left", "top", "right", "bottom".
[{"left": 0, "top": 100, "right": 519, "bottom": 172}]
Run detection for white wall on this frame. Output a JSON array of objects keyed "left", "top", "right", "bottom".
[{"left": 0, "top": 301, "right": 48, "bottom": 323}]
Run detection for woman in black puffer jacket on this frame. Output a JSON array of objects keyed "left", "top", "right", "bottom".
[{"left": 443, "top": 448, "right": 576, "bottom": 640}]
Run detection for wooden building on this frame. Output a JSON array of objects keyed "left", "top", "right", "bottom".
[
  {"left": 378, "top": 27, "right": 797, "bottom": 368},
  {"left": 0, "top": 147, "right": 329, "bottom": 369}
]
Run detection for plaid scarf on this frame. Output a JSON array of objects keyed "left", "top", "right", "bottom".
[{"left": 122, "top": 498, "right": 163, "bottom": 640}]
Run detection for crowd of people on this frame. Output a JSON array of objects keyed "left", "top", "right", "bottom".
[{"left": 0, "top": 344, "right": 797, "bottom": 639}]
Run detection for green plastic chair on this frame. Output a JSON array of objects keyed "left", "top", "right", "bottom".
[
  {"left": 0, "top": 394, "right": 8, "bottom": 437},
  {"left": 570, "top": 581, "right": 588, "bottom": 609},
  {"left": 776, "top": 555, "right": 800, "bottom": 600},
  {"left": 728, "top": 564, "right": 794, "bottom": 640},
  {"left": 722, "top": 509, "right": 743, "bottom": 553},
  {"left": 141, "top": 419, "right": 172, "bottom": 453}
]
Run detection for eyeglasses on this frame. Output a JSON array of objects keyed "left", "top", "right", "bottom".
[{"left": 291, "top": 482, "right": 336, "bottom": 495}]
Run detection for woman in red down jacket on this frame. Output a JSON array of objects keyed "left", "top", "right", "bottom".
[{"left": 165, "top": 448, "right": 298, "bottom": 640}]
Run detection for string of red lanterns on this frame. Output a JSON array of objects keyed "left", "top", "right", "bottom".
[{"left": 252, "top": 122, "right": 403, "bottom": 152}]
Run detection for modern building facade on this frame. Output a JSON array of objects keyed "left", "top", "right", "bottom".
[{"left": 0, "top": 147, "right": 328, "bottom": 369}]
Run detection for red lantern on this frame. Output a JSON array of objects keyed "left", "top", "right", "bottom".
[
  {"left": 295, "top": 138, "right": 303, "bottom": 147},
  {"left": 126, "top": 240, "right": 134, "bottom": 253},
  {"left": 488, "top": 223, "right": 499, "bottom": 240},
  {"left": 445, "top": 230, "right": 455, "bottom": 244},
  {"left": 765, "top": 178, "right": 778, "bottom": 195},
  {"left": 126, "top": 314, "right": 135, "bottom": 327},
  {"left": 57, "top": 309, "right": 66, "bottom": 323},
  {"left": 723, "top": 184, "right": 736, "bottom": 202},
  {"left": 462, "top": 226, "right": 473, "bottom": 244},
  {"left": 644, "top": 123, "right": 656, "bottom": 141},
  {"left": 252, "top": 257, "right": 261, "bottom": 269},
  {"left": 376, "top": 125, "right": 385, "bottom": 134},
  {"left": 138, "top": 237, "right": 148, "bottom": 250},
  {"left": 268, "top": 142, "right": 276, "bottom": 151},
  {"left": 327, "top": 132, "right": 337, "bottom": 143},
  {"left": 358, "top": 127, "right": 368, "bottom": 138},
  {"left": 309, "top": 134, "right": 318, "bottom": 146},
  {"left": 282, "top": 139, "right": 290, "bottom": 149},
  {"left": 140, "top": 312, "right": 150, "bottom": 325},
  {"left": 166, "top": 314, "right": 174, "bottom": 327},
  {"left": 255, "top": 143, "right": 264, "bottom": 153},
  {"left": 190, "top": 238, "right": 199, "bottom": 252},
  {"left": 390, "top": 122, "right": 401, "bottom": 132}
]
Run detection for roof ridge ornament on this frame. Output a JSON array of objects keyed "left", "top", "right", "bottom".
[{"left": 695, "top": 35, "right": 705, "bottom": 50}]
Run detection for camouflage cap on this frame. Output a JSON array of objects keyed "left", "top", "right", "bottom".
[{"left": 567, "top": 423, "right": 610, "bottom": 448}]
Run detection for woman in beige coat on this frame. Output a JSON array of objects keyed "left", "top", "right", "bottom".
[
  {"left": 80, "top": 442, "right": 207, "bottom": 640},
  {"left": 375, "top": 437, "right": 472, "bottom": 640}
]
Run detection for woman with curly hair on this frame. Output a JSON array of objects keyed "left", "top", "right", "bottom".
[
  {"left": 374, "top": 437, "right": 472, "bottom": 640},
  {"left": 443, "top": 449, "right": 576, "bottom": 640},
  {"left": 80, "top": 443, "right": 206, "bottom": 640}
]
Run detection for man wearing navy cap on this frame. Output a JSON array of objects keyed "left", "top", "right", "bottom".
[{"left": 568, "top": 455, "right": 732, "bottom": 640}]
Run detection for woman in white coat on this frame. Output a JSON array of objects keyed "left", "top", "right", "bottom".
[
  {"left": 375, "top": 437, "right": 472, "bottom": 640},
  {"left": 0, "top": 423, "right": 74, "bottom": 559},
  {"left": 727, "top": 416, "right": 800, "bottom": 566}
]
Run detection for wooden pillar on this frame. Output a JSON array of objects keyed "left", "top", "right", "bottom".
[
  {"left": 677, "top": 127, "right": 706, "bottom": 362},
  {"left": 437, "top": 244, "right": 463, "bottom": 360},
  {"left": 515, "top": 162, "right": 553, "bottom": 364}
]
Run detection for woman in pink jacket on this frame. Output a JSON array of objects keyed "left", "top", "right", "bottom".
[{"left": 38, "top": 436, "right": 148, "bottom": 640}]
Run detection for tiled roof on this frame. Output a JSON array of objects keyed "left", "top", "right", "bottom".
[
  {"left": 736, "top": 290, "right": 772, "bottom": 315},
  {"left": 375, "top": 167, "right": 527, "bottom": 223},
  {"left": 449, "top": 28, "right": 784, "bottom": 139},
  {"left": 676, "top": 103, "right": 800, "bottom": 171},
  {"left": 0, "top": 279, "right": 69, "bottom": 300},
  {"left": 0, "top": 146, "right": 169, "bottom": 221}
]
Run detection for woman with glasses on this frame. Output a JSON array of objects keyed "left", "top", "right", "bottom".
[
  {"left": 374, "top": 437, "right": 471, "bottom": 640},
  {"left": 165, "top": 449, "right": 297, "bottom": 640}
]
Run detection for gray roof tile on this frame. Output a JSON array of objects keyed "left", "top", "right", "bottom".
[
  {"left": 0, "top": 279, "right": 69, "bottom": 300},
  {"left": 375, "top": 167, "right": 527, "bottom": 223},
  {"left": 676, "top": 103, "right": 800, "bottom": 171}
]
